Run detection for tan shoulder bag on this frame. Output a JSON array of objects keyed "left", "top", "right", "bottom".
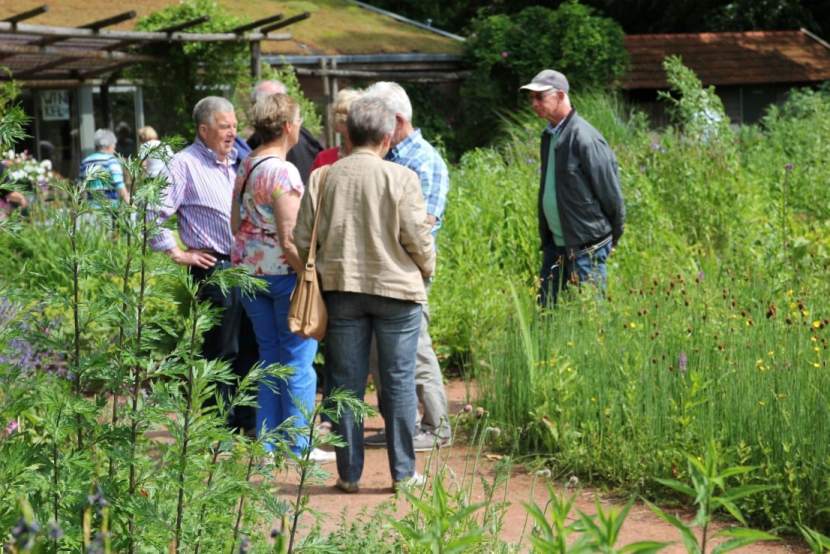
[{"left": 288, "top": 167, "right": 329, "bottom": 340}]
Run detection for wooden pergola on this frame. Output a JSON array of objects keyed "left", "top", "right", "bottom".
[
  {"left": 0, "top": 4, "right": 309, "bottom": 85},
  {"left": 1, "top": 4, "right": 309, "bottom": 169}
]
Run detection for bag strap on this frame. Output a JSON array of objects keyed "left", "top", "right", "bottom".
[
  {"left": 239, "top": 155, "right": 278, "bottom": 201},
  {"left": 306, "top": 165, "right": 330, "bottom": 266}
]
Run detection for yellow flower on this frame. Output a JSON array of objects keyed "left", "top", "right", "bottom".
[
  {"left": 813, "top": 320, "right": 822, "bottom": 329},
  {"left": 813, "top": 363, "right": 821, "bottom": 368}
]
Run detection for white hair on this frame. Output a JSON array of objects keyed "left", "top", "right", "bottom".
[
  {"left": 93, "top": 128, "right": 117, "bottom": 151},
  {"left": 192, "top": 96, "right": 235, "bottom": 127},
  {"left": 347, "top": 95, "right": 396, "bottom": 147},
  {"left": 364, "top": 81, "right": 412, "bottom": 122},
  {"left": 251, "top": 80, "right": 288, "bottom": 104}
]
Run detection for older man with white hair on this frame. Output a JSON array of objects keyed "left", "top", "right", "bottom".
[
  {"left": 362, "top": 81, "right": 452, "bottom": 451},
  {"left": 150, "top": 95, "right": 258, "bottom": 434},
  {"left": 78, "top": 128, "right": 130, "bottom": 206},
  {"left": 235, "top": 79, "right": 322, "bottom": 184}
]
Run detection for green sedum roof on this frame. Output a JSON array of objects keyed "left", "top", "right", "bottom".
[{"left": 0, "top": 0, "right": 463, "bottom": 55}]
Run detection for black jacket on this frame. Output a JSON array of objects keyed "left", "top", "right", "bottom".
[
  {"left": 538, "top": 110, "right": 625, "bottom": 250},
  {"left": 247, "top": 127, "right": 322, "bottom": 185}
]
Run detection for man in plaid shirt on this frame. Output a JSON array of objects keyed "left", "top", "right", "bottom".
[{"left": 364, "top": 82, "right": 451, "bottom": 451}]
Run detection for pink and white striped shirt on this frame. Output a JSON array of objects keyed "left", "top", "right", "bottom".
[{"left": 150, "top": 139, "right": 238, "bottom": 255}]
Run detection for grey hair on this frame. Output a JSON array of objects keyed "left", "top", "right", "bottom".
[
  {"left": 251, "top": 80, "right": 287, "bottom": 104},
  {"left": 346, "top": 95, "right": 396, "bottom": 147},
  {"left": 192, "top": 96, "right": 235, "bottom": 127},
  {"left": 364, "top": 81, "right": 412, "bottom": 122},
  {"left": 93, "top": 129, "right": 117, "bottom": 150}
]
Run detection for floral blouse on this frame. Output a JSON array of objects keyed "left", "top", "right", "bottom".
[{"left": 231, "top": 155, "right": 303, "bottom": 276}]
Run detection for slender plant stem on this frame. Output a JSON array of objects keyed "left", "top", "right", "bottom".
[
  {"left": 51, "top": 405, "right": 64, "bottom": 554},
  {"left": 288, "top": 417, "right": 318, "bottom": 553},
  {"left": 127, "top": 201, "right": 150, "bottom": 554},
  {"left": 69, "top": 204, "right": 84, "bottom": 451},
  {"left": 229, "top": 451, "right": 256, "bottom": 554},
  {"left": 193, "top": 443, "right": 222, "bottom": 554},
  {"left": 109, "top": 200, "right": 135, "bottom": 478},
  {"left": 173, "top": 294, "right": 201, "bottom": 553},
  {"left": 518, "top": 473, "right": 539, "bottom": 547}
]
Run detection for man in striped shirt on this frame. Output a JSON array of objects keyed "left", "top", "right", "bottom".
[{"left": 150, "top": 96, "right": 258, "bottom": 433}]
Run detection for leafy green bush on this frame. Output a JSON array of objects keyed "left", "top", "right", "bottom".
[
  {"left": 459, "top": 1, "right": 628, "bottom": 149},
  {"left": 131, "top": 0, "right": 248, "bottom": 138}
]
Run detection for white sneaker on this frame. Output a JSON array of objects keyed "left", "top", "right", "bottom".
[
  {"left": 308, "top": 448, "right": 336, "bottom": 464},
  {"left": 394, "top": 471, "right": 426, "bottom": 492}
]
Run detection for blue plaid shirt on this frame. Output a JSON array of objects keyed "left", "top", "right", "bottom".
[{"left": 387, "top": 129, "right": 449, "bottom": 236}]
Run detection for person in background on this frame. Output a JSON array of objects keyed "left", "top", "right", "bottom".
[
  {"left": 520, "top": 69, "right": 625, "bottom": 306},
  {"left": 78, "top": 129, "right": 130, "bottom": 206},
  {"left": 362, "top": 81, "right": 452, "bottom": 451},
  {"left": 149, "top": 96, "right": 257, "bottom": 435},
  {"left": 294, "top": 95, "right": 435, "bottom": 493},
  {"left": 235, "top": 80, "right": 323, "bottom": 184},
  {"left": 230, "top": 93, "right": 335, "bottom": 464},
  {"left": 311, "top": 88, "right": 363, "bottom": 170},
  {"left": 137, "top": 126, "right": 173, "bottom": 178}
]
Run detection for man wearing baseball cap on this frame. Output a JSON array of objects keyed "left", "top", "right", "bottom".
[{"left": 521, "top": 69, "right": 625, "bottom": 305}]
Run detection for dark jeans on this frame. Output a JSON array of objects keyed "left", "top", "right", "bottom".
[
  {"left": 539, "top": 241, "right": 612, "bottom": 306},
  {"left": 324, "top": 291, "right": 421, "bottom": 483},
  {"left": 190, "top": 260, "right": 258, "bottom": 432}
]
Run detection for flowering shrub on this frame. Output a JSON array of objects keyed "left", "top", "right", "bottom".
[{"left": 1, "top": 150, "right": 53, "bottom": 195}]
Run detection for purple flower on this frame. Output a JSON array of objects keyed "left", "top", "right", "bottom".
[
  {"left": 678, "top": 352, "right": 688, "bottom": 373},
  {"left": 785, "top": 163, "right": 794, "bottom": 172},
  {"left": 5, "top": 419, "right": 18, "bottom": 436},
  {"left": 500, "top": 51, "right": 509, "bottom": 59}
]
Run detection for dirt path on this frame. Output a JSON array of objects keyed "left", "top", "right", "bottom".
[{"left": 273, "top": 380, "right": 807, "bottom": 552}]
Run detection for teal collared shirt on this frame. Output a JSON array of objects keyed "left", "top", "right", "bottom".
[{"left": 542, "top": 119, "right": 566, "bottom": 246}]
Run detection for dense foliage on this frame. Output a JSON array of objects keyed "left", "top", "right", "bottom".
[
  {"left": 130, "top": 0, "right": 248, "bottom": 138},
  {"left": 459, "top": 1, "right": 628, "bottom": 150},
  {"left": 365, "top": 0, "right": 830, "bottom": 36},
  {"left": 430, "top": 63, "right": 830, "bottom": 533}
]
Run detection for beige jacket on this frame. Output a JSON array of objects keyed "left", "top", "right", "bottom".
[{"left": 295, "top": 149, "right": 435, "bottom": 303}]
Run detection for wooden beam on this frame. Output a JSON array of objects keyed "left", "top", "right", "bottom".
[
  {"left": 78, "top": 60, "right": 136, "bottom": 80},
  {"left": 16, "top": 57, "right": 81, "bottom": 79},
  {"left": 294, "top": 67, "right": 472, "bottom": 82},
  {"left": 0, "top": 42, "right": 157, "bottom": 62},
  {"left": 231, "top": 14, "right": 283, "bottom": 34},
  {"left": 104, "top": 16, "right": 211, "bottom": 50},
  {"left": 79, "top": 11, "right": 137, "bottom": 31},
  {"left": 3, "top": 5, "right": 48, "bottom": 25},
  {"left": 250, "top": 41, "right": 262, "bottom": 79},
  {"left": 157, "top": 16, "right": 211, "bottom": 34},
  {"left": 260, "top": 12, "right": 310, "bottom": 34},
  {"left": 0, "top": 22, "right": 292, "bottom": 43}
]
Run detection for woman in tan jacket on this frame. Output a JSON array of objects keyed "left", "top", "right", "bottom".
[{"left": 294, "top": 95, "right": 435, "bottom": 493}]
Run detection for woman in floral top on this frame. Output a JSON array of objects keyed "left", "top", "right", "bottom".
[{"left": 231, "top": 93, "right": 334, "bottom": 464}]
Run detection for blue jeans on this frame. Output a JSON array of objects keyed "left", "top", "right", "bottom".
[
  {"left": 539, "top": 241, "right": 612, "bottom": 306},
  {"left": 241, "top": 274, "right": 318, "bottom": 454},
  {"left": 324, "top": 291, "right": 421, "bottom": 483}
]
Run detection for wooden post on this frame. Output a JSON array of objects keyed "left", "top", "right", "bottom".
[
  {"left": 133, "top": 86, "right": 145, "bottom": 131},
  {"left": 33, "top": 90, "right": 42, "bottom": 160},
  {"left": 77, "top": 85, "right": 95, "bottom": 158},
  {"left": 250, "top": 41, "right": 261, "bottom": 80},
  {"left": 321, "top": 58, "right": 332, "bottom": 148},
  {"left": 331, "top": 58, "right": 339, "bottom": 148}
]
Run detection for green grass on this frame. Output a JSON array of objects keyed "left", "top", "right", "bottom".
[{"left": 430, "top": 87, "right": 830, "bottom": 533}]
